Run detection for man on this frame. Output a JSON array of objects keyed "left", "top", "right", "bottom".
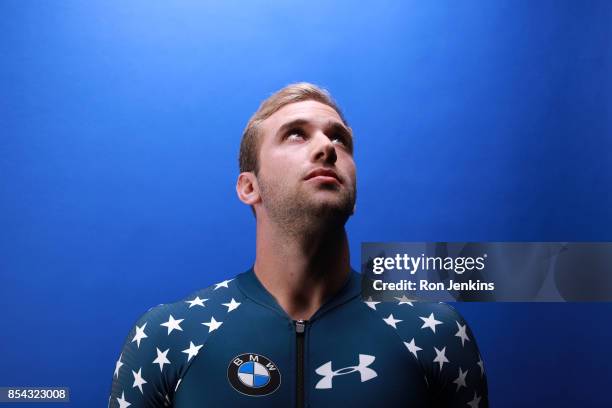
[{"left": 110, "top": 83, "right": 489, "bottom": 407}]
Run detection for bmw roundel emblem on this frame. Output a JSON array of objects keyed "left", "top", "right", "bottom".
[{"left": 227, "top": 353, "right": 281, "bottom": 396}]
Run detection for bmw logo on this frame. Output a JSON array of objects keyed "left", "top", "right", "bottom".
[{"left": 227, "top": 353, "right": 281, "bottom": 396}]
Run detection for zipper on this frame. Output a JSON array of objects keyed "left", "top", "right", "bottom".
[{"left": 295, "top": 319, "right": 306, "bottom": 408}]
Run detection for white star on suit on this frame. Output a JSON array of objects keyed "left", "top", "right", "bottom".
[
  {"left": 467, "top": 391, "right": 481, "bottom": 408},
  {"left": 153, "top": 348, "right": 171, "bottom": 372},
  {"left": 364, "top": 297, "right": 380, "bottom": 310},
  {"left": 433, "top": 346, "right": 449, "bottom": 371},
  {"left": 455, "top": 321, "right": 470, "bottom": 346},
  {"left": 419, "top": 313, "right": 443, "bottom": 333},
  {"left": 182, "top": 341, "right": 203, "bottom": 361},
  {"left": 117, "top": 391, "right": 131, "bottom": 408},
  {"left": 131, "top": 323, "right": 148, "bottom": 348},
  {"left": 404, "top": 338, "right": 422, "bottom": 358},
  {"left": 161, "top": 315, "right": 184, "bottom": 335},
  {"left": 453, "top": 367, "right": 468, "bottom": 391},
  {"left": 186, "top": 296, "right": 207, "bottom": 308},
  {"left": 202, "top": 316, "right": 223, "bottom": 333},
  {"left": 114, "top": 353, "right": 124, "bottom": 378},
  {"left": 214, "top": 279, "right": 233, "bottom": 290},
  {"left": 394, "top": 295, "right": 414, "bottom": 306},
  {"left": 132, "top": 367, "right": 147, "bottom": 394},
  {"left": 222, "top": 298, "right": 241, "bottom": 312},
  {"left": 383, "top": 313, "right": 402, "bottom": 329},
  {"left": 477, "top": 357, "right": 485, "bottom": 377}
]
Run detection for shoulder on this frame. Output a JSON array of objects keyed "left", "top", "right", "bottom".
[
  {"left": 364, "top": 297, "right": 468, "bottom": 329},
  {"left": 363, "top": 298, "right": 487, "bottom": 400},
  {"left": 111, "top": 276, "right": 244, "bottom": 406},
  {"left": 131, "top": 276, "right": 243, "bottom": 345},
  {"left": 362, "top": 298, "right": 479, "bottom": 355}
]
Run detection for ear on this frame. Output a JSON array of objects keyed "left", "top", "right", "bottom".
[{"left": 236, "top": 172, "right": 261, "bottom": 206}]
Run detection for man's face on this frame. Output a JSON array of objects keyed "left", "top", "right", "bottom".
[{"left": 255, "top": 100, "right": 357, "bottom": 227}]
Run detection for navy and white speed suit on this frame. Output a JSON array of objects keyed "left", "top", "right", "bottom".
[{"left": 110, "top": 268, "right": 488, "bottom": 407}]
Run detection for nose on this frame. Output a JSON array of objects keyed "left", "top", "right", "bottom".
[{"left": 310, "top": 130, "right": 337, "bottom": 165}]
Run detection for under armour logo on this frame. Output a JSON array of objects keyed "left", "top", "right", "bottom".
[{"left": 315, "top": 354, "right": 377, "bottom": 389}]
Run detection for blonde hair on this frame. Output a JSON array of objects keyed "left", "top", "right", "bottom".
[{"left": 239, "top": 82, "right": 348, "bottom": 174}]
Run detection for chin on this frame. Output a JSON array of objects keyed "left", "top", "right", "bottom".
[{"left": 307, "top": 198, "right": 353, "bottom": 219}]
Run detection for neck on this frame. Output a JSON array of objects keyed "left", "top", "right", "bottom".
[{"left": 253, "top": 217, "right": 351, "bottom": 321}]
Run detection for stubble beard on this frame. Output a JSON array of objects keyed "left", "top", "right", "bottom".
[{"left": 257, "top": 174, "right": 356, "bottom": 238}]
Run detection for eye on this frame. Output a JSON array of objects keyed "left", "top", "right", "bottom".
[
  {"left": 331, "top": 134, "right": 345, "bottom": 145},
  {"left": 330, "top": 131, "right": 350, "bottom": 147},
  {"left": 285, "top": 128, "right": 305, "bottom": 141}
]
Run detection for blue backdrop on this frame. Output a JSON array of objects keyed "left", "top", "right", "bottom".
[{"left": 1, "top": 1, "right": 611, "bottom": 406}]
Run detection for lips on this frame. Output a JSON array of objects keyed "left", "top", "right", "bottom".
[{"left": 304, "top": 168, "right": 342, "bottom": 184}]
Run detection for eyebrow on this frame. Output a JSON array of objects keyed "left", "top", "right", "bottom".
[{"left": 275, "top": 118, "right": 354, "bottom": 151}]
